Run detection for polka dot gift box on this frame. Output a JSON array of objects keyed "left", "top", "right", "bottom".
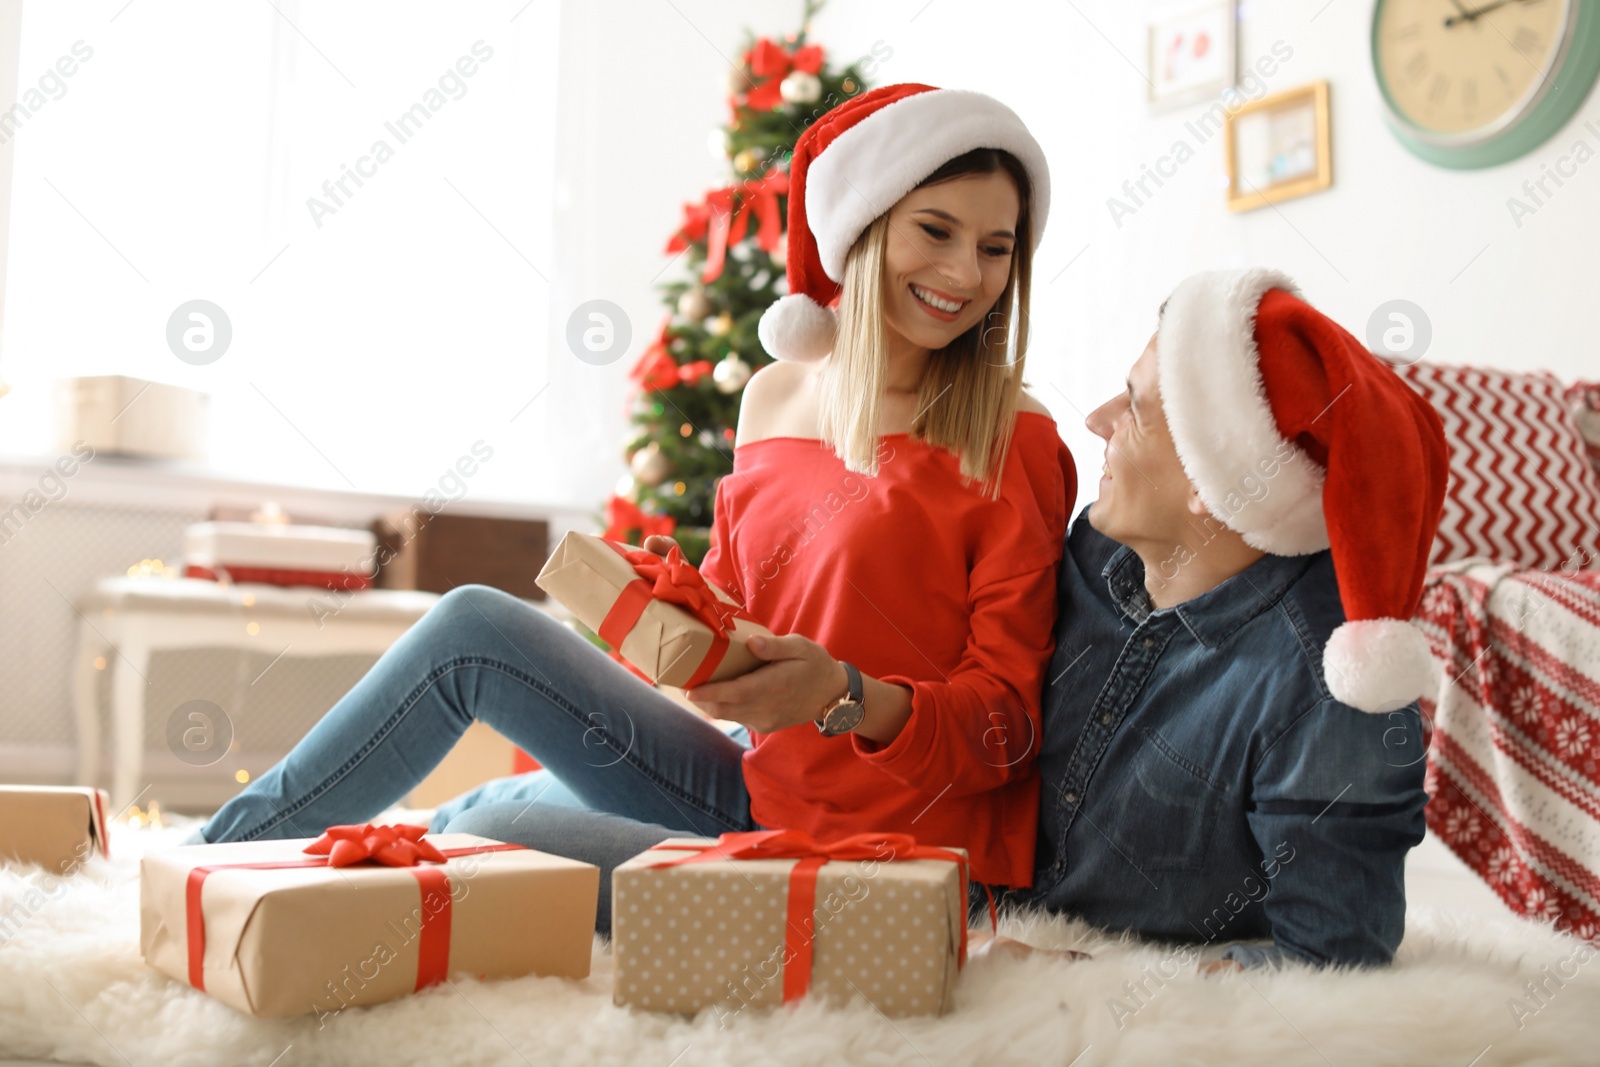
[{"left": 612, "top": 831, "right": 972, "bottom": 1019}]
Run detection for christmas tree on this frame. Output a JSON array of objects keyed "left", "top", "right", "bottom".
[{"left": 598, "top": 0, "right": 874, "bottom": 568}]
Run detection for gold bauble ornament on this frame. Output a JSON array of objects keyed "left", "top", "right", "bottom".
[
  {"left": 707, "top": 311, "right": 733, "bottom": 337},
  {"left": 629, "top": 442, "right": 671, "bottom": 486},
  {"left": 677, "top": 286, "right": 713, "bottom": 321}
]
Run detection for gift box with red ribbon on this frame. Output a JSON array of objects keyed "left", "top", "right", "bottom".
[
  {"left": 535, "top": 531, "right": 771, "bottom": 689},
  {"left": 140, "top": 824, "right": 599, "bottom": 1018},
  {"left": 612, "top": 830, "right": 975, "bottom": 1019},
  {"left": 0, "top": 785, "right": 110, "bottom": 873}
]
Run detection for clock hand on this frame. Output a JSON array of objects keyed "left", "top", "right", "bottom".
[{"left": 1444, "top": 0, "right": 1540, "bottom": 28}]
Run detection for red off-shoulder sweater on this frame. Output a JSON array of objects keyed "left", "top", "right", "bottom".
[{"left": 698, "top": 410, "right": 1076, "bottom": 887}]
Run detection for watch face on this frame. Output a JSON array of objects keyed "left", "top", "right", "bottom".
[
  {"left": 1374, "top": 0, "right": 1572, "bottom": 142},
  {"left": 823, "top": 701, "right": 865, "bottom": 736}
]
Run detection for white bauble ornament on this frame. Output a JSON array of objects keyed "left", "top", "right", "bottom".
[
  {"left": 629, "top": 442, "right": 671, "bottom": 486},
  {"left": 780, "top": 71, "right": 822, "bottom": 105},
  {"left": 713, "top": 353, "right": 752, "bottom": 394},
  {"left": 614, "top": 473, "right": 637, "bottom": 500},
  {"left": 677, "top": 286, "right": 713, "bottom": 321}
]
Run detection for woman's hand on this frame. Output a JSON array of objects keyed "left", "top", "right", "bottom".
[
  {"left": 642, "top": 534, "right": 677, "bottom": 557},
  {"left": 683, "top": 633, "right": 845, "bottom": 734}
]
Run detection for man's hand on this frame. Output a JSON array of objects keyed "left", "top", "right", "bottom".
[{"left": 683, "top": 633, "right": 844, "bottom": 734}]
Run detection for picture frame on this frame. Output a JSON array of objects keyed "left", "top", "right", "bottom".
[
  {"left": 1146, "top": 0, "right": 1237, "bottom": 112},
  {"left": 1224, "top": 80, "right": 1333, "bottom": 213}
]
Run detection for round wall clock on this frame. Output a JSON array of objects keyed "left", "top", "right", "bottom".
[{"left": 1372, "top": 0, "right": 1600, "bottom": 169}]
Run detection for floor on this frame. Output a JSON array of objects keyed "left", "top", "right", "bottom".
[{"left": 0, "top": 829, "right": 1516, "bottom": 1067}]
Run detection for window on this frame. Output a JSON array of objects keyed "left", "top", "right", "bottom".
[{"left": 0, "top": 1, "right": 561, "bottom": 503}]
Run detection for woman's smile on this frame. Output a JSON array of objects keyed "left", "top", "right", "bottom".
[{"left": 909, "top": 281, "right": 969, "bottom": 322}]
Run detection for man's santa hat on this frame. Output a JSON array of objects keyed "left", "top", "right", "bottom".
[
  {"left": 1157, "top": 269, "right": 1449, "bottom": 714},
  {"left": 758, "top": 83, "right": 1051, "bottom": 362}
]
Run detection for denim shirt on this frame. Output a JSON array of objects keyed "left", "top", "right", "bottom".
[{"left": 1014, "top": 507, "right": 1428, "bottom": 968}]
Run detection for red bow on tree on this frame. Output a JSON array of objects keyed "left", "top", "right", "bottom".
[
  {"left": 302, "top": 823, "right": 447, "bottom": 868},
  {"left": 665, "top": 168, "right": 791, "bottom": 284},
  {"left": 602, "top": 495, "right": 677, "bottom": 544},
  {"left": 629, "top": 329, "right": 715, "bottom": 394},
  {"left": 737, "top": 39, "right": 825, "bottom": 111}
]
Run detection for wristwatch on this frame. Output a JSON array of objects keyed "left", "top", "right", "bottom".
[{"left": 816, "top": 661, "right": 865, "bottom": 737}]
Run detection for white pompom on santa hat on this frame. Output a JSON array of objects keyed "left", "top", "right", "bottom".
[
  {"left": 758, "top": 83, "right": 1051, "bottom": 362},
  {"left": 1156, "top": 269, "right": 1450, "bottom": 713}
]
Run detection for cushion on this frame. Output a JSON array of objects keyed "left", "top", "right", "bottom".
[{"left": 1388, "top": 360, "right": 1600, "bottom": 571}]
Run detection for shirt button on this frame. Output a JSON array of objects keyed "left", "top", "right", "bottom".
[
  {"left": 1100, "top": 713, "right": 1112, "bottom": 725},
  {"left": 1064, "top": 791, "right": 1078, "bottom": 804},
  {"left": 1142, "top": 637, "right": 1155, "bottom": 648}
]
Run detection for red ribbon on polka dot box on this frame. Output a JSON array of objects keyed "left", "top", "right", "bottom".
[{"left": 611, "top": 830, "right": 982, "bottom": 1019}]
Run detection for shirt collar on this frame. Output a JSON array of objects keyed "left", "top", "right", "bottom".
[{"left": 1100, "top": 543, "right": 1321, "bottom": 649}]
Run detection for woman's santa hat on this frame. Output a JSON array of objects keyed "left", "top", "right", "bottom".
[
  {"left": 1157, "top": 268, "right": 1449, "bottom": 714},
  {"left": 758, "top": 83, "right": 1051, "bottom": 362}
]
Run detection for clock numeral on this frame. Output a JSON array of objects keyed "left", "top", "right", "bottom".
[
  {"left": 1513, "top": 27, "right": 1542, "bottom": 56},
  {"left": 1406, "top": 51, "right": 1430, "bottom": 83},
  {"left": 1462, "top": 78, "right": 1478, "bottom": 111},
  {"left": 1496, "top": 63, "right": 1514, "bottom": 93},
  {"left": 1428, "top": 75, "right": 1450, "bottom": 106},
  {"left": 1389, "top": 22, "right": 1421, "bottom": 41}
]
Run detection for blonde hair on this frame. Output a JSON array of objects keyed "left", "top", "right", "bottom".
[{"left": 816, "top": 161, "right": 1034, "bottom": 502}]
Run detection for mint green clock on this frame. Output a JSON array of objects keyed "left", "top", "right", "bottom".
[{"left": 1372, "top": 0, "right": 1600, "bottom": 169}]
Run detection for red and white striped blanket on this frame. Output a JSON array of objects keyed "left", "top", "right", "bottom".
[{"left": 1415, "top": 562, "right": 1600, "bottom": 939}]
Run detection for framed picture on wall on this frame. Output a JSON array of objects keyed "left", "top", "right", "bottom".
[
  {"left": 1225, "top": 80, "right": 1332, "bottom": 212},
  {"left": 1146, "top": 0, "right": 1237, "bottom": 111}
]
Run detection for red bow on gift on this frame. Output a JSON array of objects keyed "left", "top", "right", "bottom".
[
  {"left": 665, "top": 168, "right": 790, "bottom": 284},
  {"left": 602, "top": 495, "right": 677, "bottom": 544},
  {"left": 302, "top": 823, "right": 447, "bottom": 868},
  {"left": 647, "top": 829, "right": 993, "bottom": 1004},
  {"left": 599, "top": 540, "right": 756, "bottom": 689}
]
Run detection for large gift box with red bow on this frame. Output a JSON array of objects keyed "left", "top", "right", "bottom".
[
  {"left": 612, "top": 831, "right": 977, "bottom": 1019},
  {"left": 0, "top": 785, "right": 110, "bottom": 873},
  {"left": 535, "top": 531, "right": 771, "bottom": 688},
  {"left": 140, "top": 824, "right": 599, "bottom": 1018}
]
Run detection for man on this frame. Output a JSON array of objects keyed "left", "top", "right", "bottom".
[{"left": 1008, "top": 267, "right": 1449, "bottom": 970}]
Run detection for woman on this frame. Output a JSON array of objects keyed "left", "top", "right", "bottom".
[{"left": 196, "top": 83, "right": 1077, "bottom": 932}]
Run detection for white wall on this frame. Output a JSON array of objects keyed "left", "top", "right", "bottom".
[
  {"left": 801, "top": 0, "right": 1600, "bottom": 517},
  {"left": 544, "top": 0, "right": 802, "bottom": 511}
]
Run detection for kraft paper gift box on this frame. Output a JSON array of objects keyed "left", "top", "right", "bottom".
[
  {"left": 0, "top": 785, "right": 110, "bottom": 873},
  {"left": 140, "top": 826, "right": 599, "bottom": 1018},
  {"left": 612, "top": 832, "right": 972, "bottom": 1020},
  {"left": 535, "top": 531, "right": 771, "bottom": 688}
]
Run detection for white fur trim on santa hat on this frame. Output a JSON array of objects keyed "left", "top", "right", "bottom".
[
  {"left": 1323, "top": 618, "right": 1438, "bottom": 714},
  {"left": 1157, "top": 268, "right": 1331, "bottom": 557},
  {"left": 806, "top": 89, "right": 1051, "bottom": 282},
  {"left": 757, "top": 293, "right": 836, "bottom": 363}
]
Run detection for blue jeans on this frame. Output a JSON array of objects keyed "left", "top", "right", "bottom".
[{"left": 199, "top": 585, "right": 761, "bottom": 934}]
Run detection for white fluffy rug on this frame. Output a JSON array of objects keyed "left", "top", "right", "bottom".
[{"left": 2, "top": 819, "right": 1597, "bottom": 1067}]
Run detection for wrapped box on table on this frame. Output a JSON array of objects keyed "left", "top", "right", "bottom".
[
  {"left": 140, "top": 826, "right": 599, "bottom": 1018},
  {"left": 612, "top": 832, "right": 971, "bottom": 1019},
  {"left": 535, "top": 531, "right": 771, "bottom": 688},
  {"left": 0, "top": 785, "right": 110, "bottom": 873}
]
